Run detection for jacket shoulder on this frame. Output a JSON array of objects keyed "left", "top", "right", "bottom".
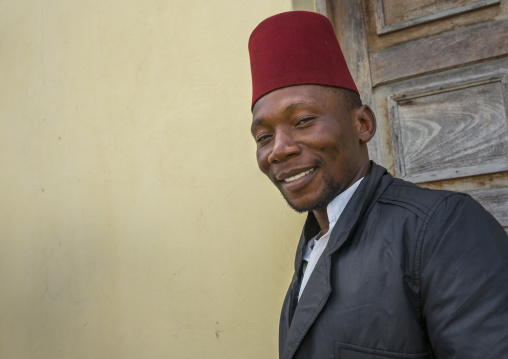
[{"left": 377, "top": 178, "right": 465, "bottom": 220}]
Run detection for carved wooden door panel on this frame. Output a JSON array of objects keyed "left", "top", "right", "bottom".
[{"left": 317, "top": 0, "right": 508, "bottom": 229}]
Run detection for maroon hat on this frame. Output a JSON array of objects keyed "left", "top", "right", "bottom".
[{"left": 248, "top": 11, "right": 358, "bottom": 109}]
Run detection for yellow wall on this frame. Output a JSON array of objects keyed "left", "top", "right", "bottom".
[{"left": 0, "top": 1, "right": 316, "bottom": 358}]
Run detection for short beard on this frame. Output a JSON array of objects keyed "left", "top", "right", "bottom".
[{"left": 280, "top": 175, "right": 342, "bottom": 213}]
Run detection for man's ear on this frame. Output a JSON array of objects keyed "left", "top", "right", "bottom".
[{"left": 354, "top": 105, "right": 377, "bottom": 143}]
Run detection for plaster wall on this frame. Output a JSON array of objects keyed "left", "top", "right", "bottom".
[{"left": 0, "top": 1, "right": 312, "bottom": 357}]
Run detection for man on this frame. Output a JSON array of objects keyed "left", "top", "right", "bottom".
[{"left": 248, "top": 11, "right": 508, "bottom": 359}]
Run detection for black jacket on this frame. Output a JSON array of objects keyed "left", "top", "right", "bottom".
[{"left": 279, "top": 163, "right": 508, "bottom": 359}]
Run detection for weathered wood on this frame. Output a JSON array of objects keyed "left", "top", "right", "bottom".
[
  {"left": 385, "top": 63, "right": 508, "bottom": 183},
  {"left": 369, "top": 18, "right": 508, "bottom": 86},
  {"left": 419, "top": 170, "right": 508, "bottom": 193},
  {"left": 387, "top": 96, "right": 404, "bottom": 176},
  {"left": 331, "top": 1, "right": 373, "bottom": 106},
  {"left": 361, "top": 0, "right": 505, "bottom": 53},
  {"left": 380, "top": 0, "right": 483, "bottom": 25},
  {"left": 375, "top": 0, "right": 500, "bottom": 35},
  {"left": 331, "top": 0, "right": 508, "bottom": 228}
]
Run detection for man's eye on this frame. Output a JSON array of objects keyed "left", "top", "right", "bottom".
[
  {"left": 296, "top": 117, "right": 313, "bottom": 126},
  {"left": 256, "top": 134, "right": 272, "bottom": 143}
]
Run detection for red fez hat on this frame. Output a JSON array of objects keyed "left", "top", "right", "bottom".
[{"left": 249, "top": 11, "right": 358, "bottom": 109}]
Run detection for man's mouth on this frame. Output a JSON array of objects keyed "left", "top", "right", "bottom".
[{"left": 283, "top": 168, "right": 314, "bottom": 183}]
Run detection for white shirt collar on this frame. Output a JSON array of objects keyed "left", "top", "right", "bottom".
[
  {"left": 298, "top": 177, "right": 364, "bottom": 300},
  {"left": 326, "top": 177, "right": 364, "bottom": 230}
]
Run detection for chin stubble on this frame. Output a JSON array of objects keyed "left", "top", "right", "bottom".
[{"left": 280, "top": 175, "right": 342, "bottom": 213}]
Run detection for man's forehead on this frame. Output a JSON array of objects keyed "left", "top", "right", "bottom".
[{"left": 252, "top": 85, "right": 332, "bottom": 122}]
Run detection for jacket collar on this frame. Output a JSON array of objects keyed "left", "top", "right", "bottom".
[{"left": 281, "top": 162, "right": 393, "bottom": 359}]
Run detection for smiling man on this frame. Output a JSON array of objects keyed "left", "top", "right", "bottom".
[
  {"left": 252, "top": 85, "right": 373, "bottom": 232},
  {"left": 248, "top": 11, "right": 508, "bottom": 359}
]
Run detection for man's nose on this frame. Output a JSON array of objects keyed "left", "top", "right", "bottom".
[{"left": 268, "top": 131, "right": 300, "bottom": 163}]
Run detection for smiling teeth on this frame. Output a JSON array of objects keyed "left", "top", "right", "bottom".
[{"left": 284, "top": 169, "right": 314, "bottom": 183}]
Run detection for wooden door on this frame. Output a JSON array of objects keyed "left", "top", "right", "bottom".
[{"left": 317, "top": 0, "right": 508, "bottom": 230}]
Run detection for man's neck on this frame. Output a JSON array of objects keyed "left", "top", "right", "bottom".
[{"left": 313, "top": 207, "right": 329, "bottom": 235}]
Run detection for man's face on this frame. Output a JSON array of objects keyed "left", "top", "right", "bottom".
[{"left": 251, "top": 85, "right": 366, "bottom": 213}]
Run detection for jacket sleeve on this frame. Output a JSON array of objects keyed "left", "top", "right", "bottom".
[{"left": 420, "top": 194, "right": 508, "bottom": 359}]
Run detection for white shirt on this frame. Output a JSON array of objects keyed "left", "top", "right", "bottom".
[{"left": 298, "top": 178, "right": 364, "bottom": 301}]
